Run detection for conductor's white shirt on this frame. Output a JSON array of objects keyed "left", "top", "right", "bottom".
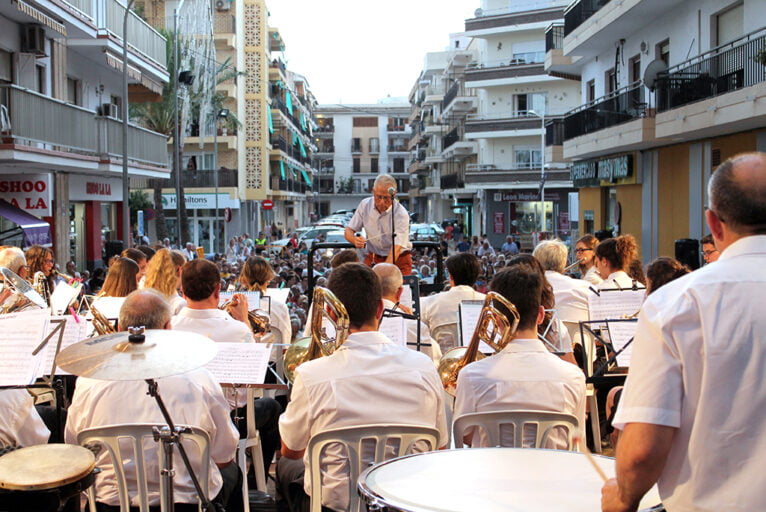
[
  {"left": 613, "top": 235, "right": 766, "bottom": 512},
  {"left": 454, "top": 337, "right": 586, "bottom": 449},
  {"left": 420, "top": 285, "right": 486, "bottom": 330},
  {"left": 347, "top": 196, "right": 412, "bottom": 256},
  {"left": 279, "top": 331, "right": 448, "bottom": 512},
  {"left": 0, "top": 389, "right": 49, "bottom": 448},
  {"left": 65, "top": 369, "right": 238, "bottom": 507}
]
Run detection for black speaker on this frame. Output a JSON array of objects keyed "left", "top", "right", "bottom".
[
  {"left": 103, "top": 240, "right": 124, "bottom": 265},
  {"left": 675, "top": 238, "right": 700, "bottom": 270}
]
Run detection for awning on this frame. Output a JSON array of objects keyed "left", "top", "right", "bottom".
[
  {"left": 14, "top": 0, "right": 67, "bottom": 36},
  {"left": 301, "top": 170, "right": 312, "bottom": 186},
  {"left": 105, "top": 52, "right": 143, "bottom": 82},
  {"left": 0, "top": 199, "right": 51, "bottom": 247},
  {"left": 267, "top": 107, "right": 274, "bottom": 133},
  {"left": 279, "top": 160, "right": 285, "bottom": 179}
]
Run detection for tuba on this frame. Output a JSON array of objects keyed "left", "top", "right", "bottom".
[
  {"left": 1, "top": 267, "right": 48, "bottom": 313},
  {"left": 283, "top": 286, "right": 350, "bottom": 383},
  {"left": 437, "top": 291, "right": 520, "bottom": 396}
]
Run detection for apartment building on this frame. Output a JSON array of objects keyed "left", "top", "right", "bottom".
[
  {"left": 463, "top": 0, "right": 580, "bottom": 250},
  {"left": 314, "top": 103, "right": 411, "bottom": 217},
  {"left": 555, "top": 0, "right": 765, "bottom": 260},
  {"left": 0, "top": 0, "right": 169, "bottom": 269}
]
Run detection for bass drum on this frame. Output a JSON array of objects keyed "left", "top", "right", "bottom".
[{"left": 358, "top": 448, "right": 663, "bottom": 512}]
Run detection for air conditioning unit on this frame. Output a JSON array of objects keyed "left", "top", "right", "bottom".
[
  {"left": 215, "top": 0, "right": 230, "bottom": 11},
  {"left": 21, "top": 25, "right": 46, "bottom": 56},
  {"left": 100, "top": 103, "right": 119, "bottom": 118}
]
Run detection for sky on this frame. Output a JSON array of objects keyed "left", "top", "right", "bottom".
[{"left": 266, "top": 1, "right": 478, "bottom": 105}]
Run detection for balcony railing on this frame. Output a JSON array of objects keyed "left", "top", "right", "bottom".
[
  {"left": 134, "top": 169, "right": 238, "bottom": 189},
  {"left": 545, "top": 23, "right": 565, "bottom": 52},
  {"left": 465, "top": 62, "right": 546, "bottom": 82},
  {"left": 564, "top": 0, "right": 610, "bottom": 37},
  {"left": 441, "top": 171, "right": 465, "bottom": 189},
  {"left": 1, "top": 84, "right": 168, "bottom": 167},
  {"left": 563, "top": 81, "right": 646, "bottom": 140},
  {"left": 271, "top": 176, "right": 311, "bottom": 194},
  {"left": 442, "top": 82, "right": 460, "bottom": 110},
  {"left": 104, "top": 0, "right": 167, "bottom": 67},
  {"left": 65, "top": 0, "right": 94, "bottom": 18},
  {"left": 546, "top": 118, "right": 565, "bottom": 146},
  {"left": 442, "top": 128, "right": 460, "bottom": 150},
  {"left": 655, "top": 28, "right": 766, "bottom": 113},
  {"left": 270, "top": 135, "right": 311, "bottom": 165}
]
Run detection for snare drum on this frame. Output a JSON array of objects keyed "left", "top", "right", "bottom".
[
  {"left": 0, "top": 444, "right": 97, "bottom": 512},
  {"left": 358, "top": 448, "right": 662, "bottom": 512}
]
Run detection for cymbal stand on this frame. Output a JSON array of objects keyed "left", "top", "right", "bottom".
[{"left": 145, "top": 378, "right": 216, "bottom": 512}]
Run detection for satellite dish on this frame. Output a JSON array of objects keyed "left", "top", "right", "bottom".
[{"left": 643, "top": 59, "right": 668, "bottom": 91}]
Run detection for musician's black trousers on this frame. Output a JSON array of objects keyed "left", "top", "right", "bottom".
[
  {"left": 231, "top": 397, "right": 283, "bottom": 475},
  {"left": 274, "top": 457, "right": 334, "bottom": 512}
]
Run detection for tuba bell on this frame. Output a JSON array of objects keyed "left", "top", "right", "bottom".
[
  {"left": 283, "top": 286, "right": 350, "bottom": 383},
  {"left": 0, "top": 267, "right": 48, "bottom": 313},
  {"left": 438, "top": 291, "right": 520, "bottom": 396}
]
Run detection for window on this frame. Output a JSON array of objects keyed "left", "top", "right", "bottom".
[
  {"left": 629, "top": 55, "right": 641, "bottom": 84},
  {"left": 35, "top": 64, "right": 46, "bottom": 94},
  {"left": 515, "top": 148, "right": 542, "bottom": 169},
  {"left": 66, "top": 77, "right": 80, "bottom": 105},
  {"left": 514, "top": 93, "right": 547, "bottom": 114},
  {"left": 353, "top": 117, "right": 377, "bottom": 127},
  {"left": 512, "top": 51, "right": 545, "bottom": 64},
  {"left": 369, "top": 137, "right": 379, "bottom": 153},
  {"left": 586, "top": 80, "right": 596, "bottom": 103},
  {"left": 715, "top": 3, "right": 743, "bottom": 46},
  {"left": 605, "top": 68, "right": 616, "bottom": 94},
  {"left": 353, "top": 157, "right": 361, "bottom": 173},
  {"left": 371, "top": 157, "right": 378, "bottom": 173},
  {"left": 352, "top": 138, "right": 362, "bottom": 152},
  {"left": 656, "top": 39, "right": 670, "bottom": 67},
  {"left": 393, "top": 158, "right": 405, "bottom": 173}
]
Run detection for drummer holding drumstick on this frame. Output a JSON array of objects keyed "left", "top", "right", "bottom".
[{"left": 602, "top": 153, "right": 766, "bottom": 512}]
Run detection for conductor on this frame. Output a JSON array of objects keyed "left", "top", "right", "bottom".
[{"left": 344, "top": 174, "right": 413, "bottom": 276}]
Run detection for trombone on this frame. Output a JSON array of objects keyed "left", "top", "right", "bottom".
[
  {"left": 437, "top": 292, "right": 520, "bottom": 396},
  {"left": 283, "top": 286, "right": 350, "bottom": 383}
]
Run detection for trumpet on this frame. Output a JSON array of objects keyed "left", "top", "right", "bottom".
[
  {"left": 51, "top": 269, "right": 77, "bottom": 283},
  {"left": 283, "top": 286, "right": 350, "bottom": 383},
  {"left": 220, "top": 294, "right": 271, "bottom": 337},
  {"left": 437, "top": 292, "right": 520, "bottom": 396}
]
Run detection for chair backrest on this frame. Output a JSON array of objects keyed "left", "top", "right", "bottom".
[
  {"left": 306, "top": 424, "right": 440, "bottom": 512},
  {"left": 453, "top": 410, "right": 578, "bottom": 450},
  {"left": 430, "top": 322, "right": 458, "bottom": 353},
  {"left": 77, "top": 423, "right": 211, "bottom": 512}
]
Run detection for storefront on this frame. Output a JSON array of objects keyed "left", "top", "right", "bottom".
[
  {"left": 68, "top": 175, "right": 123, "bottom": 271},
  {"left": 159, "top": 193, "right": 240, "bottom": 254},
  {"left": 0, "top": 173, "right": 53, "bottom": 248}
]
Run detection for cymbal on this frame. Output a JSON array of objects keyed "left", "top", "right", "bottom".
[{"left": 57, "top": 329, "right": 217, "bottom": 381}]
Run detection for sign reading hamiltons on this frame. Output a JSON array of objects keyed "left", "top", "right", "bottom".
[{"left": 571, "top": 154, "right": 633, "bottom": 187}]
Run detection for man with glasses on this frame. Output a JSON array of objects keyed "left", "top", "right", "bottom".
[
  {"left": 345, "top": 174, "right": 412, "bottom": 276},
  {"left": 700, "top": 233, "right": 719, "bottom": 264}
]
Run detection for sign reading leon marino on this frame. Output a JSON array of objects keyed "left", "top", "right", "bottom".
[{"left": 571, "top": 154, "right": 633, "bottom": 187}]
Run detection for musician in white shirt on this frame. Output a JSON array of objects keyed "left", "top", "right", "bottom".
[
  {"left": 594, "top": 235, "right": 640, "bottom": 290},
  {"left": 0, "top": 389, "right": 49, "bottom": 448}
]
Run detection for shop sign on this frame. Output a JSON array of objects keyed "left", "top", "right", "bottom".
[
  {"left": 68, "top": 175, "right": 123, "bottom": 201},
  {"left": 160, "top": 193, "right": 241, "bottom": 210},
  {"left": 501, "top": 191, "right": 561, "bottom": 202},
  {"left": 0, "top": 174, "right": 52, "bottom": 216},
  {"left": 559, "top": 212, "right": 570, "bottom": 231},
  {"left": 493, "top": 212, "right": 505, "bottom": 234},
  {"left": 571, "top": 154, "right": 633, "bottom": 187}
]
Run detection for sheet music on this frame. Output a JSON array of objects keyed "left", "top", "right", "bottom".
[
  {"left": 205, "top": 342, "right": 271, "bottom": 385},
  {"left": 218, "top": 291, "right": 261, "bottom": 311},
  {"left": 588, "top": 289, "right": 645, "bottom": 322},
  {"left": 90, "top": 296, "right": 125, "bottom": 319},
  {"left": 266, "top": 288, "right": 290, "bottom": 305},
  {"left": 379, "top": 316, "right": 407, "bottom": 347},
  {"left": 0, "top": 309, "right": 50, "bottom": 385},
  {"left": 459, "top": 301, "right": 491, "bottom": 353},
  {"left": 49, "top": 282, "right": 82, "bottom": 315},
  {"left": 38, "top": 315, "right": 89, "bottom": 377},
  {"left": 606, "top": 320, "right": 639, "bottom": 367}
]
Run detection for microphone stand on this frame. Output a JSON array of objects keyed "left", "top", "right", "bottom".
[{"left": 389, "top": 192, "right": 396, "bottom": 266}]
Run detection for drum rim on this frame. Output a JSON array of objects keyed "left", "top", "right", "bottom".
[{"left": 0, "top": 445, "right": 96, "bottom": 491}]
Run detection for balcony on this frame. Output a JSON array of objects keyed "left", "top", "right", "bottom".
[
  {"left": 563, "top": 82, "right": 656, "bottom": 159},
  {"left": 103, "top": 0, "right": 166, "bottom": 67},
  {"left": 563, "top": 0, "right": 684, "bottom": 59},
  {"left": 464, "top": 166, "right": 570, "bottom": 186},
  {"left": 133, "top": 168, "right": 238, "bottom": 189},
  {"left": 465, "top": 6, "right": 565, "bottom": 36},
  {"left": 271, "top": 176, "right": 312, "bottom": 195},
  {"left": 465, "top": 111, "right": 543, "bottom": 138},
  {"left": 270, "top": 135, "right": 311, "bottom": 165},
  {"left": 545, "top": 23, "right": 579, "bottom": 76},
  {"left": 441, "top": 82, "right": 477, "bottom": 119},
  {"left": 654, "top": 29, "right": 766, "bottom": 141},
  {"left": 0, "top": 84, "right": 168, "bottom": 171},
  {"left": 465, "top": 61, "right": 547, "bottom": 85},
  {"left": 440, "top": 171, "right": 465, "bottom": 190},
  {"left": 441, "top": 128, "right": 477, "bottom": 160}
]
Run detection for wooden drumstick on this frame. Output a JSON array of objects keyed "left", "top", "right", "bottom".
[{"left": 574, "top": 433, "right": 609, "bottom": 482}]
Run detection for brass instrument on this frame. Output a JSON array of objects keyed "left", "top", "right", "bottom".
[
  {"left": 32, "top": 271, "right": 50, "bottom": 306},
  {"left": 51, "top": 269, "right": 77, "bottom": 283},
  {"left": 0, "top": 267, "right": 48, "bottom": 312},
  {"left": 220, "top": 294, "right": 271, "bottom": 337},
  {"left": 283, "top": 286, "right": 350, "bottom": 383},
  {"left": 82, "top": 295, "right": 117, "bottom": 335},
  {"left": 437, "top": 291, "right": 520, "bottom": 396}
]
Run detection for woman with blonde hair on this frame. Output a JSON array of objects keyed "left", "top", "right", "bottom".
[
  {"left": 98, "top": 257, "right": 139, "bottom": 298},
  {"left": 594, "top": 234, "right": 640, "bottom": 290},
  {"left": 144, "top": 248, "right": 187, "bottom": 314},
  {"left": 239, "top": 255, "right": 292, "bottom": 344}
]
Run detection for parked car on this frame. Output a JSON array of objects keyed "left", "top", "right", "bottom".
[{"left": 410, "top": 223, "right": 445, "bottom": 242}]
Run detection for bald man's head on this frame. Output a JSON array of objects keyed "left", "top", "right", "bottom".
[
  {"left": 119, "top": 289, "right": 171, "bottom": 330},
  {"left": 709, "top": 152, "right": 766, "bottom": 236}
]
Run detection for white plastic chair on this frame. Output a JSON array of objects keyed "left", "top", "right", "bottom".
[
  {"left": 236, "top": 388, "right": 267, "bottom": 512},
  {"left": 306, "top": 424, "right": 440, "bottom": 512},
  {"left": 77, "top": 423, "right": 211, "bottom": 512},
  {"left": 453, "top": 410, "right": 579, "bottom": 450},
  {"left": 430, "top": 322, "right": 459, "bottom": 353},
  {"left": 565, "top": 320, "right": 602, "bottom": 453}
]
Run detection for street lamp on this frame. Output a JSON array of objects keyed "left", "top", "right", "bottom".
[
  {"left": 172, "top": 1, "right": 191, "bottom": 248},
  {"left": 122, "top": 0, "right": 136, "bottom": 249},
  {"left": 213, "top": 108, "right": 229, "bottom": 253},
  {"left": 528, "top": 109, "right": 546, "bottom": 233}
]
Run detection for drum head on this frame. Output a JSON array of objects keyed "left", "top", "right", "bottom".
[
  {"left": 0, "top": 445, "right": 96, "bottom": 491},
  {"left": 358, "top": 448, "right": 661, "bottom": 512}
]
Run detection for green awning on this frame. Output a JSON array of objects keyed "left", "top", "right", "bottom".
[
  {"left": 267, "top": 107, "right": 274, "bottom": 133},
  {"left": 300, "top": 111, "right": 306, "bottom": 130},
  {"left": 279, "top": 160, "right": 285, "bottom": 179},
  {"left": 286, "top": 90, "right": 292, "bottom": 113},
  {"left": 301, "top": 170, "right": 312, "bottom": 186},
  {"left": 299, "top": 138, "right": 307, "bottom": 157}
]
